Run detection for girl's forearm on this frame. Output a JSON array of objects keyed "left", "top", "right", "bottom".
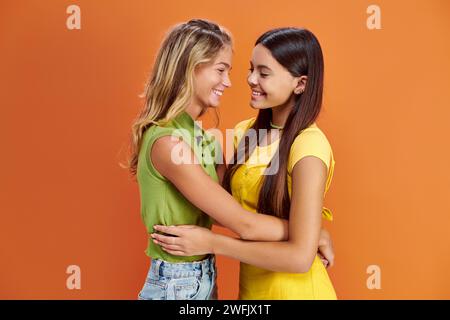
[
  {"left": 242, "top": 214, "right": 289, "bottom": 241},
  {"left": 211, "top": 233, "right": 312, "bottom": 273}
]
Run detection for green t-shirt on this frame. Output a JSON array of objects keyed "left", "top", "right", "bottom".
[{"left": 137, "top": 111, "right": 219, "bottom": 262}]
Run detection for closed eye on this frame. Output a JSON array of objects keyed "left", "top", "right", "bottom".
[{"left": 249, "top": 68, "right": 268, "bottom": 78}]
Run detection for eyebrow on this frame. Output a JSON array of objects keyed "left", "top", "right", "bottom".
[
  {"left": 217, "top": 62, "right": 232, "bottom": 70},
  {"left": 249, "top": 61, "right": 272, "bottom": 71}
]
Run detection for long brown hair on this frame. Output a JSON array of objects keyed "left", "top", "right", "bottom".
[
  {"left": 223, "top": 28, "right": 324, "bottom": 219},
  {"left": 126, "top": 19, "right": 231, "bottom": 176}
]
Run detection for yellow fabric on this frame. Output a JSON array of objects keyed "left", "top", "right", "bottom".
[{"left": 230, "top": 118, "right": 337, "bottom": 300}]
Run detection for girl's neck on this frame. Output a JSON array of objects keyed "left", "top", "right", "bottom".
[
  {"left": 271, "top": 99, "right": 295, "bottom": 128},
  {"left": 185, "top": 101, "right": 204, "bottom": 121}
]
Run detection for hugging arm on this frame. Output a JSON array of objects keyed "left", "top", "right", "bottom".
[
  {"left": 152, "top": 156, "right": 334, "bottom": 272},
  {"left": 151, "top": 136, "right": 288, "bottom": 241}
]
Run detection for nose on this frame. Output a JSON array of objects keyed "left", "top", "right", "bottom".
[
  {"left": 247, "top": 71, "right": 257, "bottom": 87},
  {"left": 223, "top": 72, "right": 231, "bottom": 88}
]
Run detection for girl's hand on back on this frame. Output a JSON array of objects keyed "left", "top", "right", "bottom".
[
  {"left": 151, "top": 224, "right": 335, "bottom": 268},
  {"left": 317, "top": 228, "right": 334, "bottom": 268},
  {"left": 150, "top": 225, "right": 215, "bottom": 256}
]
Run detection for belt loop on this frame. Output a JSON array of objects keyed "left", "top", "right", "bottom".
[
  {"left": 200, "top": 259, "right": 206, "bottom": 275},
  {"left": 208, "top": 256, "right": 212, "bottom": 271},
  {"left": 158, "top": 260, "right": 165, "bottom": 277},
  {"left": 204, "top": 255, "right": 213, "bottom": 274},
  {"left": 210, "top": 255, "right": 216, "bottom": 273},
  {"left": 152, "top": 259, "right": 162, "bottom": 277}
]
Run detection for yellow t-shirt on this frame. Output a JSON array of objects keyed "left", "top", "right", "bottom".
[{"left": 230, "top": 118, "right": 337, "bottom": 300}]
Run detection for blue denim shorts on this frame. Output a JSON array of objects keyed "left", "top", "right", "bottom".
[{"left": 138, "top": 255, "right": 218, "bottom": 300}]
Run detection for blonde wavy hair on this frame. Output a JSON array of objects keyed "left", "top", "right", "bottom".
[{"left": 126, "top": 19, "right": 232, "bottom": 176}]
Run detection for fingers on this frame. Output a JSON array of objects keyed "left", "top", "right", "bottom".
[
  {"left": 154, "top": 240, "right": 182, "bottom": 252},
  {"left": 322, "top": 248, "right": 334, "bottom": 268},
  {"left": 150, "top": 234, "right": 186, "bottom": 256},
  {"left": 153, "top": 225, "right": 185, "bottom": 236},
  {"left": 317, "top": 252, "right": 330, "bottom": 269},
  {"left": 175, "top": 225, "right": 197, "bottom": 229},
  {"left": 160, "top": 248, "right": 187, "bottom": 256},
  {"left": 328, "top": 258, "right": 334, "bottom": 268},
  {"left": 318, "top": 245, "right": 335, "bottom": 268},
  {"left": 150, "top": 233, "right": 179, "bottom": 245}
]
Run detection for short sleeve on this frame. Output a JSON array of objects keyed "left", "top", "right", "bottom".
[{"left": 287, "top": 128, "right": 332, "bottom": 175}]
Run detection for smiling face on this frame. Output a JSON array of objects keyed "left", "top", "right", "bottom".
[
  {"left": 247, "top": 44, "right": 303, "bottom": 110},
  {"left": 193, "top": 45, "right": 232, "bottom": 110}
]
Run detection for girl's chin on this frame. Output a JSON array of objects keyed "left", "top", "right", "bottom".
[
  {"left": 249, "top": 101, "right": 269, "bottom": 110},
  {"left": 207, "top": 100, "right": 221, "bottom": 108},
  {"left": 208, "top": 95, "right": 222, "bottom": 107}
]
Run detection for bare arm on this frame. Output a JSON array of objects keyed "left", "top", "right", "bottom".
[
  {"left": 152, "top": 155, "right": 329, "bottom": 273},
  {"left": 151, "top": 136, "right": 288, "bottom": 241},
  {"left": 212, "top": 162, "right": 226, "bottom": 227}
]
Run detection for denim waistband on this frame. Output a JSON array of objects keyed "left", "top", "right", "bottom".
[{"left": 150, "top": 255, "right": 216, "bottom": 279}]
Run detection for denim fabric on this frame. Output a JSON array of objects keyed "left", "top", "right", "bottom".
[{"left": 138, "top": 255, "right": 218, "bottom": 300}]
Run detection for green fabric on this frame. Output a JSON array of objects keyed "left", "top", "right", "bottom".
[{"left": 137, "top": 111, "right": 219, "bottom": 262}]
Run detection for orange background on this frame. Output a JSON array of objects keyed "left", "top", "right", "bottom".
[{"left": 1, "top": 0, "right": 449, "bottom": 299}]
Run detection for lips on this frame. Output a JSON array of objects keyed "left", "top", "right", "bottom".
[
  {"left": 252, "top": 90, "right": 265, "bottom": 96},
  {"left": 212, "top": 89, "right": 223, "bottom": 96},
  {"left": 251, "top": 89, "right": 266, "bottom": 99}
]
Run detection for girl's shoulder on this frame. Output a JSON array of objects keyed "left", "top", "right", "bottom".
[
  {"left": 294, "top": 123, "right": 331, "bottom": 145},
  {"left": 288, "top": 123, "right": 334, "bottom": 173}
]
